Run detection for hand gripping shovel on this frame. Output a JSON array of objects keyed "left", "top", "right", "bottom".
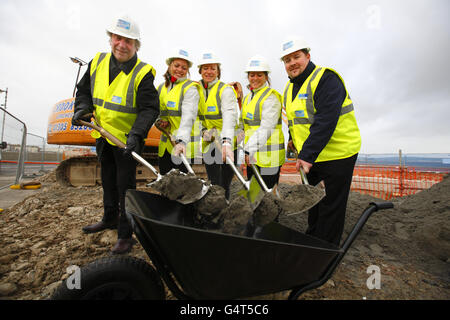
[
  {"left": 78, "top": 118, "right": 162, "bottom": 182},
  {"left": 210, "top": 129, "right": 264, "bottom": 211},
  {"left": 154, "top": 119, "right": 210, "bottom": 201},
  {"left": 78, "top": 118, "right": 206, "bottom": 205}
]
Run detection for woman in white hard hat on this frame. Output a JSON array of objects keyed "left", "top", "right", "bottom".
[
  {"left": 156, "top": 48, "right": 203, "bottom": 174},
  {"left": 197, "top": 51, "right": 239, "bottom": 200},
  {"left": 240, "top": 55, "right": 286, "bottom": 188}
]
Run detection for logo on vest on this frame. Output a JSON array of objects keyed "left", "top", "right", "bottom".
[
  {"left": 295, "top": 110, "right": 305, "bottom": 118},
  {"left": 207, "top": 106, "right": 216, "bottom": 113},
  {"left": 246, "top": 112, "right": 254, "bottom": 120},
  {"left": 167, "top": 101, "right": 176, "bottom": 108},
  {"left": 298, "top": 93, "right": 308, "bottom": 100},
  {"left": 111, "top": 96, "right": 122, "bottom": 104}
]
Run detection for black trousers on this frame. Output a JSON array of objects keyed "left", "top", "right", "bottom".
[
  {"left": 98, "top": 139, "right": 137, "bottom": 239},
  {"left": 203, "top": 147, "right": 238, "bottom": 200},
  {"left": 305, "top": 153, "right": 358, "bottom": 246},
  {"left": 246, "top": 164, "right": 282, "bottom": 190},
  {"left": 158, "top": 150, "right": 190, "bottom": 175}
]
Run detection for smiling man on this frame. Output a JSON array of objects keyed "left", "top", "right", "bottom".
[
  {"left": 280, "top": 36, "right": 361, "bottom": 246},
  {"left": 71, "top": 15, "right": 160, "bottom": 254}
]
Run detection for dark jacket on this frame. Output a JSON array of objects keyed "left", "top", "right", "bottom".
[{"left": 288, "top": 61, "right": 347, "bottom": 163}]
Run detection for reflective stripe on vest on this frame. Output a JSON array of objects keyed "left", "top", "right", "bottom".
[
  {"left": 283, "top": 66, "right": 361, "bottom": 162},
  {"left": 89, "top": 52, "right": 154, "bottom": 145},
  {"left": 198, "top": 81, "right": 231, "bottom": 153},
  {"left": 241, "top": 87, "right": 285, "bottom": 167},
  {"left": 157, "top": 79, "right": 202, "bottom": 158}
]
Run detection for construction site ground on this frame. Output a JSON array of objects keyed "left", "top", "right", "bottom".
[{"left": 0, "top": 170, "right": 449, "bottom": 300}]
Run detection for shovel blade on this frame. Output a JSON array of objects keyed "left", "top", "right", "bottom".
[
  {"left": 285, "top": 183, "right": 326, "bottom": 216},
  {"left": 237, "top": 175, "right": 265, "bottom": 210}
]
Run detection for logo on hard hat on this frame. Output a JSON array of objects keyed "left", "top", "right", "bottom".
[
  {"left": 283, "top": 41, "right": 294, "bottom": 51},
  {"left": 250, "top": 60, "right": 260, "bottom": 67},
  {"left": 117, "top": 19, "right": 131, "bottom": 30},
  {"left": 203, "top": 53, "right": 212, "bottom": 59},
  {"left": 179, "top": 49, "right": 188, "bottom": 57}
]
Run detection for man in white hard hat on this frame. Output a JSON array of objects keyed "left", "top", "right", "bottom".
[
  {"left": 71, "top": 15, "right": 160, "bottom": 254},
  {"left": 280, "top": 36, "right": 361, "bottom": 246}
]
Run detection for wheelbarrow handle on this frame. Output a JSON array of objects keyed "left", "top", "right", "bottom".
[
  {"left": 155, "top": 119, "right": 195, "bottom": 175},
  {"left": 78, "top": 119, "right": 162, "bottom": 179}
]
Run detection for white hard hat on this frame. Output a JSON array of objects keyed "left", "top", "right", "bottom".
[
  {"left": 166, "top": 48, "right": 194, "bottom": 68},
  {"left": 197, "top": 51, "right": 221, "bottom": 68},
  {"left": 280, "top": 36, "right": 310, "bottom": 60},
  {"left": 106, "top": 15, "right": 140, "bottom": 40},
  {"left": 245, "top": 55, "right": 271, "bottom": 73}
]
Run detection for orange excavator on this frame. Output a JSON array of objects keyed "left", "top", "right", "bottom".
[{"left": 47, "top": 96, "right": 169, "bottom": 186}]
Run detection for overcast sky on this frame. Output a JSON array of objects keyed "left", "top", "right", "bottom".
[{"left": 0, "top": 0, "right": 449, "bottom": 154}]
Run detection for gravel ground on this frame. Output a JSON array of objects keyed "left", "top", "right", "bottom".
[{"left": 0, "top": 170, "right": 448, "bottom": 300}]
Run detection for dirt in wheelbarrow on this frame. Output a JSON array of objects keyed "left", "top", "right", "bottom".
[{"left": 0, "top": 170, "right": 449, "bottom": 300}]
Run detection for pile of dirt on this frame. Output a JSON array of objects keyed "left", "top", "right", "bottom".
[{"left": 0, "top": 170, "right": 448, "bottom": 300}]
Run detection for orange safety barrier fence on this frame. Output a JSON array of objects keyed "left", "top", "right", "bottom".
[
  {"left": 278, "top": 162, "right": 446, "bottom": 200},
  {"left": 351, "top": 164, "right": 446, "bottom": 200}
]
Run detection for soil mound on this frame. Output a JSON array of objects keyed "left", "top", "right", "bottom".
[{"left": 0, "top": 171, "right": 448, "bottom": 300}]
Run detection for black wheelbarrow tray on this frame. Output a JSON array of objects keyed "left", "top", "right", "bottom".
[
  {"left": 125, "top": 190, "right": 394, "bottom": 300},
  {"left": 51, "top": 190, "right": 393, "bottom": 300}
]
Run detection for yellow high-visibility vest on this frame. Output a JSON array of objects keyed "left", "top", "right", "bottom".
[
  {"left": 283, "top": 66, "right": 361, "bottom": 162},
  {"left": 198, "top": 81, "right": 237, "bottom": 153},
  {"left": 157, "top": 80, "right": 203, "bottom": 159},
  {"left": 241, "top": 87, "right": 286, "bottom": 168},
  {"left": 89, "top": 52, "right": 155, "bottom": 145}
]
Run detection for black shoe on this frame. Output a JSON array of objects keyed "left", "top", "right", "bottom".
[
  {"left": 110, "top": 238, "right": 136, "bottom": 255},
  {"left": 82, "top": 221, "right": 117, "bottom": 234}
]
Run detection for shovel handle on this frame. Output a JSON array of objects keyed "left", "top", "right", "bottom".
[
  {"left": 300, "top": 167, "right": 309, "bottom": 185},
  {"left": 249, "top": 164, "right": 270, "bottom": 193},
  {"left": 78, "top": 119, "right": 161, "bottom": 179},
  {"left": 210, "top": 130, "right": 249, "bottom": 190},
  {"left": 155, "top": 119, "right": 195, "bottom": 175}
]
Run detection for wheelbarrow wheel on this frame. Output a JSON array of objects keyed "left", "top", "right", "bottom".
[{"left": 51, "top": 256, "right": 165, "bottom": 300}]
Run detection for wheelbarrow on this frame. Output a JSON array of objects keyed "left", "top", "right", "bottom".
[{"left": 52, "top": 190, "right": 393, "bottom": 300}]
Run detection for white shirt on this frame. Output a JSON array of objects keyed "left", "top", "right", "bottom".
[
  {"left": 241, "top": 86, "right": 281, "bottom": 156},
  {"left": 166, "top": 76, "right": 200, "bottom": 144}
]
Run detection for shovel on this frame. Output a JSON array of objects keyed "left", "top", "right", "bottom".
[
  {"left": 154, "top": 119, "right": 210, "bottom": 201},
  {"left": 285, "top": 167, "right": 326, "bottom": 216},
  {"left": 210, "top": 129, "right": 264, "bottom": 211},
  {"left": 78, "top": 119, "right": 163, "bottom": 184}
]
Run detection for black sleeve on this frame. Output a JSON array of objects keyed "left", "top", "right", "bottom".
[
  {"left": 74, "top": 60, "right": 94, "bottom": 114},
  {"left": 129, "top": 70, "right": 160, "bottom": 138},
  {"left": 298, "top": 69, "right": 346, "bottom": 163}
]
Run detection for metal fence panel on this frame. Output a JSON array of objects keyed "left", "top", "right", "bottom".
[{"left": 0, "top": 107, "right": 27, "bottom": 189}]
